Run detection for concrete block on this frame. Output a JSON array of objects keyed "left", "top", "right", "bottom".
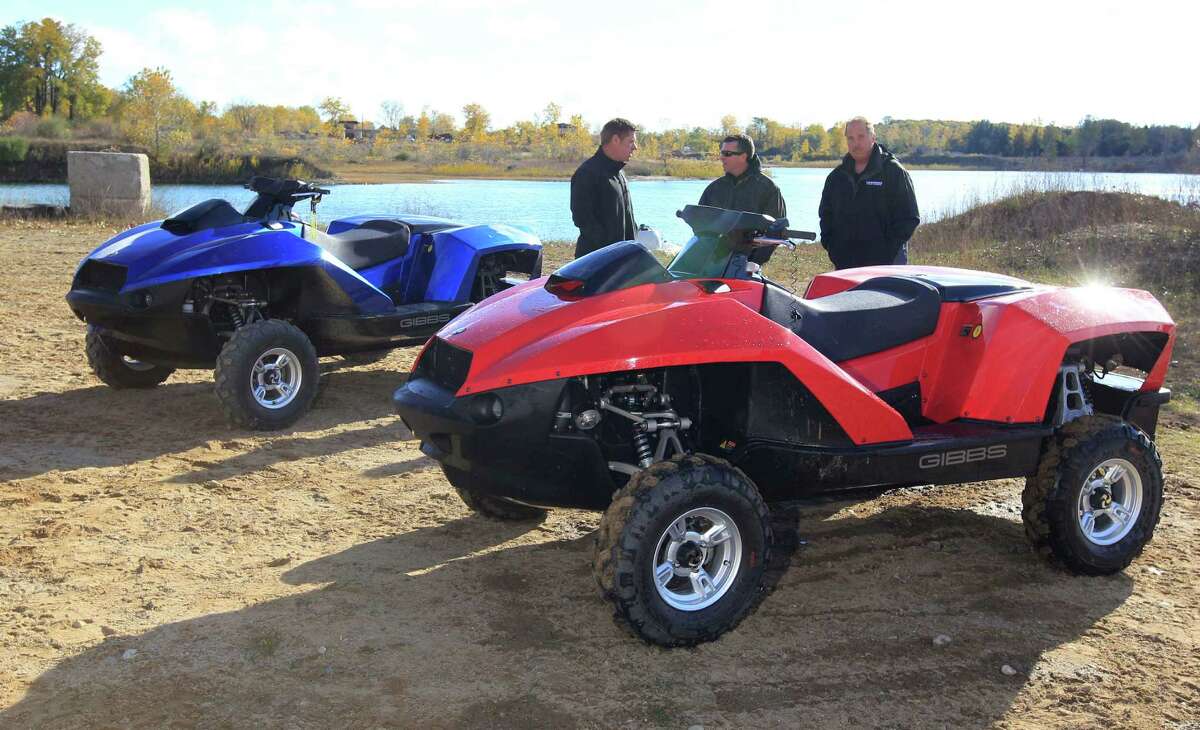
[{"left": 68, "top": 151, "right": 151, "bottom": 217}]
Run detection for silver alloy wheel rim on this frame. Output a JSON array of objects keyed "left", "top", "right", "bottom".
[
  {"left": 250, "top": 347, "right": 302, "bottom": 409},
  {"left": 652, "top": 506, "right": 743, "bottom": 612},
  {"left": 1077, "top": 457, "right": 1143, "bottom": 546},
  {"left": 121, "top": 355, "right": 156, "bottom": 372}
]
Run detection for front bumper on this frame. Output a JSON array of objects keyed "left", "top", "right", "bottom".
[
  {"left": 66, "top": 279, "right": 222, "bottom": 366},
  {"left": 393, "top": 377, "right": 617, "bottom": 510}
]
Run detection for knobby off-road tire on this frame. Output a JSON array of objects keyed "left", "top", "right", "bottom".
[
  {"left": 593, "top": 453, "right": 772, "bottom": 647},
  {"left": 1022, "top": 414, "right": 1164, "bottom": 575},
  {"left": 442, "top": 465, "right": 548, "bottom": 521},
  {"left": 214, "top": 320, "right": 319, "bottom": 430},
  {"left": 84, "top": 325, "right": 174, "bottom": 389}
]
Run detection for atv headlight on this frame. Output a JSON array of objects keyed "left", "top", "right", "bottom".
[
  {"left": 128, "top": 290, "right": 154, "bottom": 309},
  {"left": 468, "top": 393, "right": 504, "bottom": 425}
]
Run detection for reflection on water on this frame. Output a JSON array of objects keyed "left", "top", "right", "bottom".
[{"left": 3, "top": 169, "right": 1198, "bottom": 245}]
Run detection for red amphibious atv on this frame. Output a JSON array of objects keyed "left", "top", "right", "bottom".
[{"left": 393, "top": 205, "right": 1175, "bottom": 646}]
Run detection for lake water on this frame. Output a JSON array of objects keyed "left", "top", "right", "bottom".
[{"left": 4, "top": 168, "right": 1198, "bottom": 245}]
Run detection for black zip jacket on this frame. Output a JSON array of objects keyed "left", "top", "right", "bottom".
[
  {"left": 570, "top": 148, "right": 638, "bottom": 258},
  {"left": 698, "top": 155, "right": 786, "bottom": 219},
  {"left": 699, "top": 155, "right": 786, "bottom": 263},
  {"left": 818, "top": 143, "right": 920, "bottom": 269}
]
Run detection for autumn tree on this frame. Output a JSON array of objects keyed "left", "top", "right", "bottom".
[
  {"left": 429, "top": 109, "right": 456, "bottom": 137},
  {"left": 118, "top": 67, "right": 194, "bottom": 158},
  {"left": 719, "top": 114, "right": 739, "bottom": 136},
  {"left": 461, "top": 102, "right": 490, "bottom": 142},
  {"left": 225, "top": 102, "right": 270, "bottom": 135},
  {"left": 318, "top": 96, "right": 350, "bottom": 133}
]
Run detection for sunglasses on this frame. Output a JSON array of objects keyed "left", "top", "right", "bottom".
[{"left": 719, "top": 150, "right": 746, "bottom": 157}]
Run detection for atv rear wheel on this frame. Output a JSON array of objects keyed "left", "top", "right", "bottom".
[
  {"left": 214, "top": 320, "right": 319, "bottom": 430},
  {"left": 1022, "top": 415, "right": 1163, "bottom": 575},
  {"left": 85, "top": 325, "right": 174, "bottom": 389},
  {"left": 593, "top": 453, "right": 771, "bottom": 647},
  {"left": 442, "top": 465, "right": 548, "bottom": 521}
]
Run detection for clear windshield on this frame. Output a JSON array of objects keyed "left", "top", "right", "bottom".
[
  {"left": 664, "top": 205, "right": 785, "bottom": 280},
  {"left": 666, "top": 234, "right": 739, "bottom": 279}
]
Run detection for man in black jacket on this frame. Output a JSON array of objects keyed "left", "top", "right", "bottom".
[
  {"left": 570, "top": 118, "right": 638, "bottom": 258},
  {"left": 818, "top": 117, "right": 920, "bottom": 269},
  {"left": 700, "top": 134, "right": 786, "bottom": 218},
  {"left": 699, "top": 134, "right": 786, "bottom": 263}
]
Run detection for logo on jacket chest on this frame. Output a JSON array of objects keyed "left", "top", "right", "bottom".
[{"left": 865, "top": 180, "right": 883, "bottom": 187}]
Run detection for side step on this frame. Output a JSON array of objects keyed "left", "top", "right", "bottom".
[
  {"left": 304, "top": 302, "right": 473, "bottom": 354},
  {"left": 738, "top": 421, "right": 1052, "bottom": 499}
]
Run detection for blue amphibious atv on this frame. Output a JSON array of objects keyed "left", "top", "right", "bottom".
[{"left": 66, "top": 177, "right": 542, "bottom": 429}]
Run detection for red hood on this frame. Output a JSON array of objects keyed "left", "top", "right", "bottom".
[
  {"left": 431, "top": 276, "right": 915, "bottom": 445},
  {"left": 440, "top": 277, "right": 775, "bottom": 394}
]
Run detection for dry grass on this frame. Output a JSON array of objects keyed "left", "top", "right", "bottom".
[{"left": 917, "top": 190, "right": 1198, "bottom": 250}]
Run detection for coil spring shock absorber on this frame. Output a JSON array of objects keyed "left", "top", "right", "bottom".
[
  {"left": 632, "top": 426, "right": 653, "bottom": 468},
  {"left": 229, "top": 306, "right": 245, "bottom": 329}
]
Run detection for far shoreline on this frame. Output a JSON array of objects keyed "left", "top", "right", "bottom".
[
  {"left": 3, "top": 161, "right": 1199, "bottom": 188},
  {"left": 304, "top": 163, "right": 1200, "bottom": 185}
]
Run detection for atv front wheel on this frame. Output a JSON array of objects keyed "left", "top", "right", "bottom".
[
  {"left": 593, "top": 454, "right": 771, "bottom": 647},
  {"left": 442, "top": 465, "right": 548, "bottom": 521},
  {"left": 85, "top": 325, "right": 174, "bottom": 389},
  {"left": 214, "top": 320, "right": 319, "bottom": 430},
  {"left": 1022, "top": 415, "right": 1164, "bottom": 575}
]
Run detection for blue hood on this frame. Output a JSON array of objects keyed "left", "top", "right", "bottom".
[{"left": 84, "top": 220, "right": 328, "bottom": 292}]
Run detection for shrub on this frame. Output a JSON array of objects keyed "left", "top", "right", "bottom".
[
  {"left": 3, "top": 111, "right": 39, "bottom": 135},
  {"left": 0, "top": 136, "right": 30, "bottom": 163},
  {"left": 75, "top": 117, "right": 117, "bottom": 139},
  {"left": 34, "top": 116, "right": 71, "bottom": 139}
]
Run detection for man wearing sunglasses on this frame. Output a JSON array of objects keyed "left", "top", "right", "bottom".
[
  {"left": 699, "top": 134, "right": 787, "bottom": 263},
  {"left": 570, "top": 118, "right": 639, "bottom": 259}
]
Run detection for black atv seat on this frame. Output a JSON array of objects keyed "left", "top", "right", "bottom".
[
  {"left": 316, "top": 220, "right": 411, "bottom": 270},
  {"left": 762, "top": 276, "right": 941, "bottom": 362}
]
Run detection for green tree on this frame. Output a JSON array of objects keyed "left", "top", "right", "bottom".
[
  {"left": 0, "top": 24, "right": 29, "bottom": 116},
  {"left": 60, "top": 25, "right": 103, "bottom": 119},
  {"left": 118, "top": 67, "right": 194, "bottom": 158},
  {"left": 0, "top": 18, "right": 105, "bottom": 119}
]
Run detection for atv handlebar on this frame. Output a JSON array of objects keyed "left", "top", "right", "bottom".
[
  {"left": 242, "top": 176, "right": 331, "bottom": 222},
  {"left": 779, "top": 228, "right": 817, "bottom": 241},
  {"left": 750, "top": 231, "right": 817, "bottom": 250},
  {"left": 245, "top": 176, "right": 330, "bottom": 200}
]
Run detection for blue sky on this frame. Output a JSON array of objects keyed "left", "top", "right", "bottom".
[{"left": 4, "top": 0, "right": 1195, "bottom": 131}]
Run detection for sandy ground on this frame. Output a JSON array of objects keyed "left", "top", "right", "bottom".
[{"left": 1, "top": 221, "right": 1198, "bottom": 729}]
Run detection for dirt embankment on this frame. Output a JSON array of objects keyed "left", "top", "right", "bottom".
[
  {"left": 0, "top": 140, "right": 331, "bottom": 184},
  {"left": 1, "top": 217, "right": 1198, "bottom": 728}
]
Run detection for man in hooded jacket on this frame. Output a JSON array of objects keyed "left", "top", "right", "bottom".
[
  {"left": 818, "top": 116, "right": 920, "bottom": 269},
  {"left": 570, "top": 118, "right": 639, "bottom": 258},
  {"left": 699, "top": 134, "right": 787, "bottom": 263}
]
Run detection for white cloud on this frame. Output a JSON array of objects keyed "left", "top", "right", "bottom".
[{"left": 71, "top": 0, "right": 1199, "bottom": 129}]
